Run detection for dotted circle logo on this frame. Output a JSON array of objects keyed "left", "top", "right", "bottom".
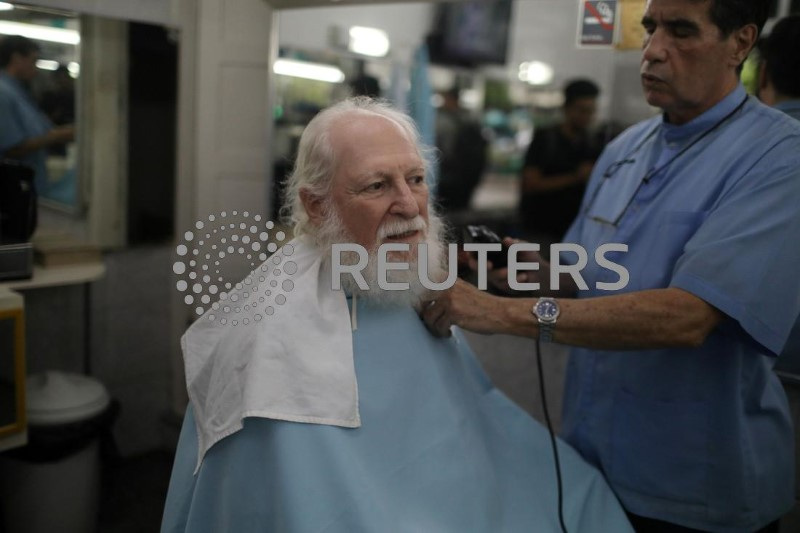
[{"left": 173, "top": 211, "right": 297, "bottom": 326}]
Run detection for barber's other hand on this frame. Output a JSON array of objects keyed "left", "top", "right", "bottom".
[{"left": 420, "top": 278, "right": 508, "bottom": 337}]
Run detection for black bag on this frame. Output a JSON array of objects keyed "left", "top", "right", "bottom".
[{"left": 0, "top": 160, "right": 37, "bottom": 244}]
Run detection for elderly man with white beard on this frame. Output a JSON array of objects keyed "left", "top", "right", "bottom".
[{"left": 161, "top": 98, "right": 633, "bottom": 533}]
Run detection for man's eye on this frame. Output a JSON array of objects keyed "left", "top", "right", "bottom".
[
  {"left": 410, "top": 175, "right": 425, "bottom": 185},
  {"left": 365, "top": 182, "right": 384, "bottom": 192}
]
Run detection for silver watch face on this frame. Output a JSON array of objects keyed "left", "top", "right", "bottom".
[{"left": 535, "top": 299, "right": 559, "bottom": 322}]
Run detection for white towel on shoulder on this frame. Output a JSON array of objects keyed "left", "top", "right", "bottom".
[{"left": 181, "top": 238, "right": 360, "bottom": 472}]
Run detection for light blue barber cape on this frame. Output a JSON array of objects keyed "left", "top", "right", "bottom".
[
  {"left": 0, "top": 71, "right": 52, "bottom": 191},
  {"left": 562, "top": 85, "right": 800, "bottom": 531},
  {"left": 162, "top": 300, "right": 632, "bottom": 533}
]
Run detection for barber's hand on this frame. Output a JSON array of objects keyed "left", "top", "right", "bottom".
[
  {"left": 467, "top": 237, "right": 544, "bottom": 294},
  {"left": 420, "top": 278, "right": 508, "bottom": 337},
  {"left": 47, "top": 125, "right": 75, "bottom": 145}
]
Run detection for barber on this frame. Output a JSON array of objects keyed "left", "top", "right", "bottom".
[{"left": 422, "top": 1, "right": 800, "bottom": 531}]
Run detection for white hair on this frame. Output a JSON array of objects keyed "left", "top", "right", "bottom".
[
  {"left": 280, "top": 97, "right": 435, "bottom": 239},
  {"left": 318, "top": 206, "right": 450, "bottom": 308}
]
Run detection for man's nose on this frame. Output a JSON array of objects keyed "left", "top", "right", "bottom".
[
  {"left": 389, "top": 182, "right": 421, "bottom": 218},
  {"left": 642, "top": 29, "right": 667, "bottom": 64}
]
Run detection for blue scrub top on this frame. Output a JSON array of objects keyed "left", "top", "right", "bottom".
[
  {"left": 0, "top": 71, "right": 52, "bottom": 191},
  {"left": 774, "top": 99, "right": 800, "bottom": 122},
  {"left": 162, "top": 301, "right": 633, "bottom": 533},
  {"left": 561, "top": 85, "right": 800, "bottom": 531}
]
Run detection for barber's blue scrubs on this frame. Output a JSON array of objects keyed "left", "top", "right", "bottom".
[
  {"left": 775, "top": 100, "right": 800, "bottom": 372},
  {"left": 0, "top": 71, "right": 52, "bottom": 192},
  {"left": 561, "top": 85, "right": 800, "bottom": 532},
  {"left": 162, "top": 300, "right": 633, "bottom": 533}
]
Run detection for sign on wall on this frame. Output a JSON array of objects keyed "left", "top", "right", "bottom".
[{"left": 577, "top": 0, "right": 618, "bottom": 47}]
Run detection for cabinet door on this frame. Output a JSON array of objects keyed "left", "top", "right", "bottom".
[{"left": 0, "top": 304, "right": 26, "bottom": 444}]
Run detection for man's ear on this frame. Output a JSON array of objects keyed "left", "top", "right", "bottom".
[
  {"left": 299, "top": 188, "right": 325, "bottom": 227},
  {"left": 730, "top": 24, "right": 758, "bottom": 67}
]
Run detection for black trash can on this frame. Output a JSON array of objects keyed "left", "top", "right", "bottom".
[{"left": 0, "top": 371, "right": 115, "bottom": 533}]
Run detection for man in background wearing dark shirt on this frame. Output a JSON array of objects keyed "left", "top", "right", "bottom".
[
  {"left": 758, "top": 15, "right": 800, "bottom": 121},
  {"left": 519, "top": 79, "right": 600, "bottom": 247}
]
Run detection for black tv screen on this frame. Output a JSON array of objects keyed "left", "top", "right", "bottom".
[{"left": 427, "top": 1, "right": 513, "bottom": 68}]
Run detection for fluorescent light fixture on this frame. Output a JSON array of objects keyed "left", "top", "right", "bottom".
[
  {"left": 0, "top": 21, "right": 80, "bottom": 45},
  {"left": 518, "top": 61, "right": 554, "bottom": 86},
  {"left": 348, "top": 26, "right": 390, "bottom": 57},
  {"left": 273, "top": 58, "right": 345, "bottom": 83},
  {"left": 0, "top": 3, "right": 14, "bottom": 11},
  {"left": 460, "top": 88, "right": 482, "bottom": 110},
  {"left": 35, "top": 59, "right": 59, "bottom": 70},
  {"left": 67, "top": 61, "right": 79, "bottom": 77}
]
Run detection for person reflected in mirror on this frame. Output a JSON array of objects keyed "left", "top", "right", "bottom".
[
  {"left": 0, "top": 35, "right": 74, "bottom": 192},
  {"left": 39, "top": 64, "right": 76, "bottom": 157}
]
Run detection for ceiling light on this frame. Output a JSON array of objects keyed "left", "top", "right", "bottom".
[
  {"left": 0, "top": 21, "right": 80, "bottom": 45},
  {"left": 273, "top": 58, "right": 345, "bottom": 83},
  {"left": 518, "top": 61, "right": 554, "bottom": 86},
  {"left": 67, "top": 61, "right": 79, "bottom": 77},
  {"left": 348, "top": 26, "right": 390, "bottom": 57},
  {"left": 0, "top": 3, "right": 14, "bottom": 11},
  {"left": 35, "top": 59, "right": 59, "bottom": 70}
]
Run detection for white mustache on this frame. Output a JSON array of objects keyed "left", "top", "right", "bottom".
[{"left": 377, "top": 216, "right": 427, "bottom": 241}]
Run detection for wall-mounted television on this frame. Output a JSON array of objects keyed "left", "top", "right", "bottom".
[{"left": 426, "top": 1, "right": 513, "bottom": 68}]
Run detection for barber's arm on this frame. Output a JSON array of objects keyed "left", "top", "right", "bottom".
[
  {"left": 422, "top": 269, "right": 723, "bottom": 351},
  {"left": 3, "top": 125, "right": 74, "bottom": 158}
]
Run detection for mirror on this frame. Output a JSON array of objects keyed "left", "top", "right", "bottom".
[{"left": 0, "top": 3, "right": 80, "bottom": 215}]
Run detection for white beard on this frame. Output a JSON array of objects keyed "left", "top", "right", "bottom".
[{"left": 315, "top": 207, "right": 449, "bottom": 308}]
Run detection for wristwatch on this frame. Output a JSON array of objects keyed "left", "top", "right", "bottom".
[{"left": 532, "top": 297, "right": 560, "bottom": 342}]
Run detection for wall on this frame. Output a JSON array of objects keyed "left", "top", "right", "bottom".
[
  {"left": 278, "top": 3, "right": 434, "bottom": 65},
  {"left": 277, "top": 0, "right": 641, "bottom": 124},
  {"left": 23, "top": 0, "right": 180, "bottom": 27}
]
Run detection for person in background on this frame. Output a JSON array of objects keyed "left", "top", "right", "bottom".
[
  {"left": 40, "top": 64, "right": 76, "bottom": 126},
  {"left": 422, "top": 1, "right": 800, "bottom": 530},
  {"left": 519, "top": 79, "right": 600, "bottom": 248},
  {"left": 757, "top": 15, "right": 800, "bottom": 119},
  {"left": 434, "top": 87, "right": 487, "bottom": 215},
  {"left": 0, "top": 35, "right": 74, "bottom": 192},
  {"left": 39, "top": 64, "right": 76, "bottom": 157},
  {"left": 349, "top": 59, "right": 381, "bottom": 98}
]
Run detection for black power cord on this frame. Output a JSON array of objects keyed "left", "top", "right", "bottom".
[{"left": 535, "top": 336, "right": 568, "bottom": 533}]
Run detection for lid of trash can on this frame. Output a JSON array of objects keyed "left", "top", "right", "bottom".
[{"left": 26, "top": 371, "right": 110, "bottom": 425}]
